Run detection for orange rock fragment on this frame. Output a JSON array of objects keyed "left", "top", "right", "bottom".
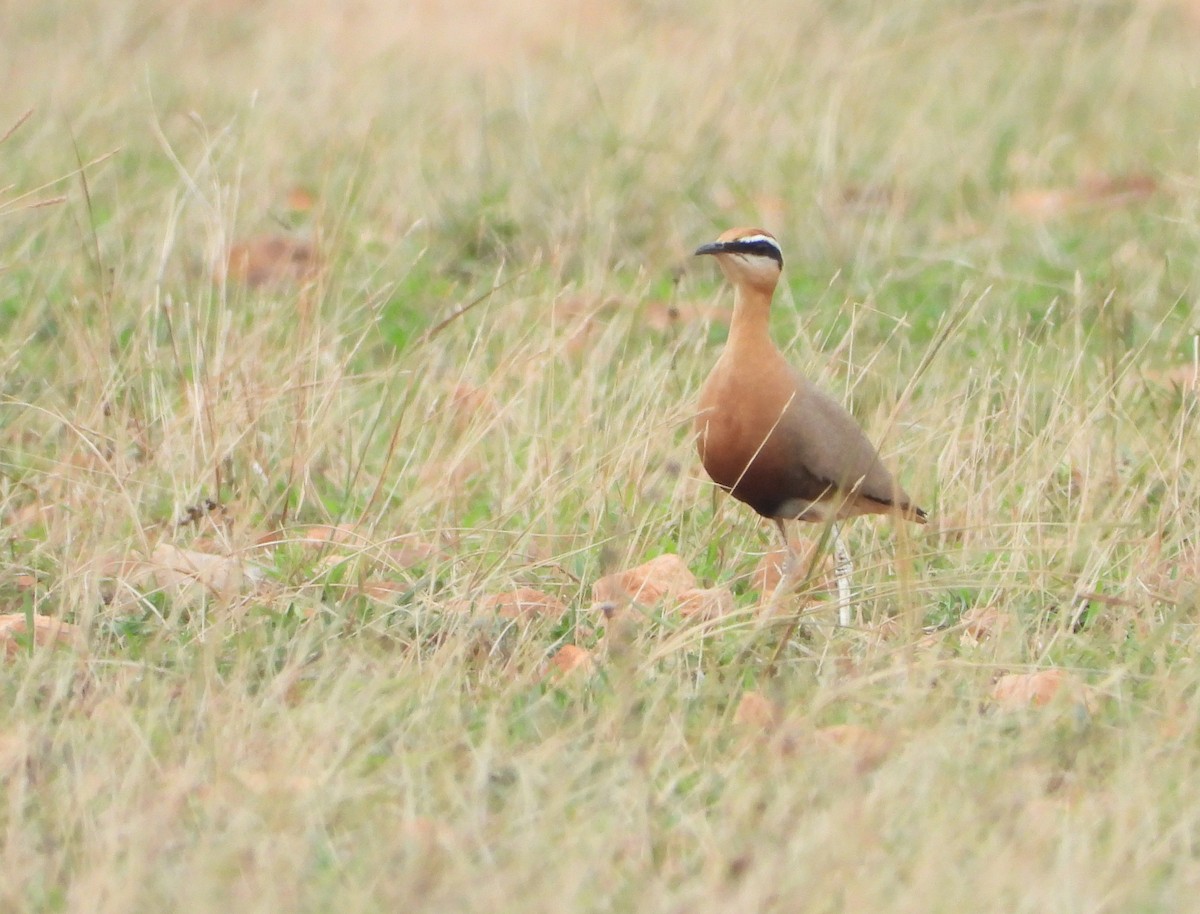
[
  {"left": 592, "top": 554, "right": 698, "bottom": 606},
  {"left": 285, "top": 186, "right": 316, "bottom": 213},
  {"left": 546, "top": 644, "right": 595, "bottom": 678},
  {"left": 398, "top": 816, "right": 454, "bottom": 850},
  {"left": 1010, "top": 188, "right": 1075, "bottom": 220},
  {"left": 299, "top": 524, "right": 365, "bottom": 546},
  {"left": 733, "top": 691, "right": 779, "bottom": 731},
  {"left": 388, "top": 537, "right": 442, "bottom": 567},
  {"left": 4, "top": 501, "right": 50, "bottom": 531},
  {"left": 254, "top": 528, "right": 289, "bottom": 548},
  {"left": 1078, "top": 172, "right": 1157, "bottom": 204},
  {"left": 675, "top": 586, "right": 735, "bottom": 620},
  {"left": 223, "top": 235, "right": 318, "bottom": 288},
  {"left": 480, "top": 587, "right": 568, "bottom": 620},
  {"left": 960, "top": 606, "right": 1013, "bottom": 645},
  {"left": 0, "top": 614, "right": 81, "bottom": 658},
  {"left": 991, "top": 670, "right": 1094, "bottom": 711},
  {"left": 149, "top": 543, "right": 247, "bottom": 601},
  {"left": 360, "top": 580, "right": 409, "bottom": 603}
]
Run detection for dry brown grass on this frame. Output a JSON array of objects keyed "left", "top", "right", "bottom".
[{"left": 3, "top": 0, "right": 1200, "bottom": 910}]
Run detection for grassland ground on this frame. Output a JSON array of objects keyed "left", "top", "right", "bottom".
[{"left": 3, "top": 1, "right": 1200, "bottom": 910}]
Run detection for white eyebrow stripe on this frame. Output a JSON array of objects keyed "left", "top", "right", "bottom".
[{"left": 738, "top": 234, "right": 780, "bottom": 252}]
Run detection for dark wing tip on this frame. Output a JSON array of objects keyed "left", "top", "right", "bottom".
[{"left": 860, "top": 493, "right": 928, "bottom": 524}]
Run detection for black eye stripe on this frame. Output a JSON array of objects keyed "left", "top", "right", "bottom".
[{"left": 724, "top": 239, "right": 783, "bottom": 265}]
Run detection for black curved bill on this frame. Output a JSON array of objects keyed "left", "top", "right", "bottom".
[{"left": 693, "top": 238, "right": 782, "bottom": 266}]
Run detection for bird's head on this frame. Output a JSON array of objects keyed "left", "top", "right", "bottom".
[{"left": 693, "top": 227, "right": 783, "bottom": 293}]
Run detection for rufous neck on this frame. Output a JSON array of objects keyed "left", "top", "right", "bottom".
[{"left": 727, "top": 282, "right": 775, "bottom": 350}]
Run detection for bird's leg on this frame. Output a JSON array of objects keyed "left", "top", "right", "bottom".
[
  {"left": 831, "top": 523, "right": 854, "bottom": 626},
  {"left": 773, "top": 517, "right": 794, "bottom": 569},
  {"left": 767, "top": 518, "right": 799, "bottom": 608}
]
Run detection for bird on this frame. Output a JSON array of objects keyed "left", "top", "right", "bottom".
[{"left": 692, "top": 227, "right": 926, "bottom": 626}]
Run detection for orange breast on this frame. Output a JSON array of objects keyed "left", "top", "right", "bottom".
[{"left": 695, "top": 352, "right": 832, "bottom": 519}]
